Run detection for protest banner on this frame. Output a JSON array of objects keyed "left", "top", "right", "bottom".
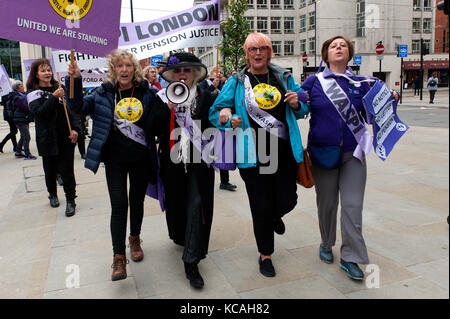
[
  {"left": 0, "top": 0, "right": 121, "bottom": 57},
  {"left": 52, "top": 49, "right": 108, "bottom": 72},
  {"left": 0, "top": 65, "right": 13, "bottom": 97},
  {"left": 363, "top": 81, "right": 409, "bottom": 160},
  {"left": 118, "top": 0, "right": 221, "bottom": 60}
]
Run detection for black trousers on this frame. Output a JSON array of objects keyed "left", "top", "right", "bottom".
[
  {"left": 42, "top": 141, "right": 76, "bottom": 199},
  {"left": 16, "top": 123, "right": 31, "bottom": 156},
  {"left": 239, "top": 160, "right": 298, "bottom": 256},
  {"left": 429, "top": 90, "right": 436, "bottom": 103},
  {"left": 219, "top": 169, "right": 229, "bottom": 184},
  {"left": 105, "top": 160, "right": 150, "bottom": 256},
  {"left": 0, "top": 119, "right": 17, "bottom": 151}
]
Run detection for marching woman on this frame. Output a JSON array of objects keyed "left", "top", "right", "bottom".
[
  {"left": 209, "top": 32, "right": 309, "bottom": 278},
  {"left": 147, "top": 52, "right": 216, "bottom": 289},
  {"left": 27, "top": 58, "right": 81, "bottom": 217},
  {"left": 66, "top": 49, "right": 158, "bottom": 281},
  {"left": 301, "top": 36, "right": 399, "bottom": 280}
]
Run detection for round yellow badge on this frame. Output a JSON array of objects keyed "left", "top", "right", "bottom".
[
  {"left": 49, "top": 0, "right": 93, "bottom": 20},
  {"left": 253, "top": 83, "right": 281, "bottom": 110},
  {"left": 115, "top": 98, "right": 143, "bottom": 123}
]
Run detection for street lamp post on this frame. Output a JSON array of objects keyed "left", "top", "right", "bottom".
[{"left": 130, "top": 0, "right": 134, "bottom": 23}]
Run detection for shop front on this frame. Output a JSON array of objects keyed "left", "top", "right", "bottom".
[{"left": 403, "top": 59, "right": 449, "bottom": 88}]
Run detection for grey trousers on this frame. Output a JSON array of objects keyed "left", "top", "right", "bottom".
[{"left": 311, "top": 152, "right": 370, "bottom": 264}]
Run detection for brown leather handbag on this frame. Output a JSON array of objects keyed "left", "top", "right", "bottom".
[{"left": 297, "top": 148, "right": 314, "bottom": 188}]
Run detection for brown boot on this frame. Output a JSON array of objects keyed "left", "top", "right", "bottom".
[
  {"left": 111, "top": 254, "right": 129, "bottom": 281},
  {"left": 128, "top": 235, "right": 144, "bottom": 262}
]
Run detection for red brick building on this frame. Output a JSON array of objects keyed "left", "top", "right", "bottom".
[{"left": 435, "top": 0, "right": 449, "bottom": 53}]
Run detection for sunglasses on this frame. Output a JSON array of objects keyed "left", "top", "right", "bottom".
[
  {"left": 248, "top": 46, "right": 269, "bottom": 53},
  {"left": 173, "top": 67, "right": 192, "bottom": 74}
]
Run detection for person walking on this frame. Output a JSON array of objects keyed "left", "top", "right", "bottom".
[
  {"left": 147, "top": 52, "right": 216, "bottom": 288},
  {"left": 301, "top": 36, "right": 399, "bottom": 281},
  {"left": 427, "top": 72, "right": 438, "bottom": 104},
  {"left": 199, "top": 67, "right": 237, "bottom": 191},
  {"left": 209, "top": 32, "right": 309, "bottom": 278},
  {"left": 10, "top": 80, "right": 36, "bottom": 160},
  {"left": 414, "top": 75, "right": 421, "bottom": 96},
  {"left": 0, "top": 86, "right": 18, "bottom": 154},
  {"left": 67, "top": 49, "right": 158, "bottom": 282},
  {"left": 27, "top": 58, "right": 80, "bottom": 217}
]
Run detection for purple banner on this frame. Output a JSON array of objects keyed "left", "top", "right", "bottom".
[
  {"left": 363, "top": 81, "right": 409, "bottom": 161},
  {"left": 0, "top": 0, "right": 121, "bottom": 57},
  {"left": 118, "top": 0, "right": 220, "bottom": 60}
]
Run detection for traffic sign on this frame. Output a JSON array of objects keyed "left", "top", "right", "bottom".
[
  {"left": 398, "top": 44, "right": 408, "bottom": 58},
  {"left": 151, "top": 55, "right": 164, "bottom": 66},
  {"left": 302, "top": 52, "right": 308, "bottom": 62},
  {"left": 376, "top": 44, "right": 384, "bottom": 55},
  {"left": 354, "top": 55, "right": 362, "bottom": 65}
]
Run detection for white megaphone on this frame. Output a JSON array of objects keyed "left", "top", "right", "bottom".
[{"left": 166, "top": 80, "right": 189, "bottom": 104}]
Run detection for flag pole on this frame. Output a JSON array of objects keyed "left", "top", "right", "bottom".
[{"left": 56, "top": 72, "right": 73, "bottom": 136}]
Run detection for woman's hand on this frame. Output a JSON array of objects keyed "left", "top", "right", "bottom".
[
  {"left": 52, "top": 87, "right": 65, "bottom": 99},
  {"left": 230, "top": 116, "right": 242, "bottom": 129},
  {"left": 284, "top": 90, "right": 300, "bottom": 110},
  {"left": 219, "top": 108, "right": 232, "bottom": 125},
  {"left": 69, "top": 130, "right": 78, "bottom": 144},
  {"left": 67, "top": 60, "right": 81, "bottom": 78},
  {"left": 391, "top": 90, "right": 399, "bottom": 101},
  {"left": 167, "top": 101, "right": 177, "bottom": 111}
]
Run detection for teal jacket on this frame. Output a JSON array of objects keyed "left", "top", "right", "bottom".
[{"left": 209, "top": 64, "right": 309, "bottom": 168}]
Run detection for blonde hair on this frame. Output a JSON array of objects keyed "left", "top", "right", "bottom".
[
  {"left": 106, "top": 49, "right": 143, "bottom": 87},
  {"left": 143, "top": 65, "right": 158, "bottom": 81},
  {"left": 243, "top": 32, "right": 273, "bottom": 66}
]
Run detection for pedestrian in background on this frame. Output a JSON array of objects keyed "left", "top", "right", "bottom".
[
  {"left": 27, "top": 58, "right": 80, "bottom": 217},
  {"left": 427, "top": 72, "right": 438, "bottom": 104},
  {"left": 301, "top": 36, "right": 399, "bottom": 281},
  {"left": 143, "top": 65, "right": 162, "bottom": 91},
  {"left": 0, "top": 80, "right": 18, "bottom": 154},
  {"left": 11, "top": 80, "right": 36, "bottom": 160},
  {"left": 414, "top": 75, "right": 421, "bottom": 96}
]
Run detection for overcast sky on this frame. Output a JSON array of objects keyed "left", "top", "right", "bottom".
[{"left": 120, "top": 0, "right": 195, "bottom": 23}]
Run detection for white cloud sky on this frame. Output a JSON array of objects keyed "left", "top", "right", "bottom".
[{"left": 120, "top": 0, "right": 195, "bottom": 23}]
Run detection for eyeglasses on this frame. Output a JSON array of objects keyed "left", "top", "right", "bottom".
[
  {"left": 248, "top": 46, "right": 269, "bottom": 53},
  {"left": 173, "top": 67, "right": 192, "bottom": 74}
]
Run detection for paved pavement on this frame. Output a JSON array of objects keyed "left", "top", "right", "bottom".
[{"left": 0, "top": 90, "right": 448, "bottom": 301}]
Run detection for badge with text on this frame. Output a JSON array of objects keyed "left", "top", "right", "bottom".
[
  {"left": 115, "top": 98, "right": 143, "bottom": 123},
  {"left": 363, "top": 81, "right": 409, "bottom": 160},
  {"left": 253, "top": 84, "right": 281, "bottom": 110}
]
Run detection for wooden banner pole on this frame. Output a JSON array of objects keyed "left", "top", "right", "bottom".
[
  {"left": 70, "top": 50, "right": 75, "bottom": 99},
  {"left": 56, "top": 72, "right": 72, "bottom": 136}
]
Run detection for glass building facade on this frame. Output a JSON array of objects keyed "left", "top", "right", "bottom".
[{"left": 0, "top": 38, "right": 22, "bottom": 81}]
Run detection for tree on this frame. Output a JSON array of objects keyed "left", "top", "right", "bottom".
[{"left": 219, "top": 0, "right": 251, "bottom": 76}]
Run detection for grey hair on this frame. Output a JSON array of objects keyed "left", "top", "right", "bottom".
[{"left": 12, "top": 80, "right": 23, "bottom": 91}]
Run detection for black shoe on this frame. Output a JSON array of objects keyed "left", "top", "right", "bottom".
[
  {"left": 65, "top": 199, "right": 76, "bottom": 217},
  {"left": 48, "top": 194, "right": 59, "bottom": 208},
  {"left": 14, "top": 152, "right": 25, "bottom": 158},
  {"left": 184, "top": 262, "right": 204, "bottom": 288},
  {"left": 273, "top": 218, "right": 285, "bottom": 235},
  {"left": 220, "top": 182, "right": 237, "bottom": 191},
  {"left": 56, "top": 174, "right": 63, "bottom": 186},
  {"left": 258, "top": 256, "right": 276, "bottom": 277}
]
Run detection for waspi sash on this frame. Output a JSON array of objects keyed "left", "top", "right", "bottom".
[{"left": 317, "top": 72, "right": 372, "bottom": 161}]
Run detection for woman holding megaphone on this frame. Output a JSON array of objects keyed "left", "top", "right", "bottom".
[{"left": 146, "top": 52, "right": 216, "bottom": 289}]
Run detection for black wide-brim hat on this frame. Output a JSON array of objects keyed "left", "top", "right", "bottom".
[{"left": 160, "top": 52, "right": 207, "bottom": 83}]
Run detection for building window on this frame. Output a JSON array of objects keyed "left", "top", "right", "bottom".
[
  {"left": 413, "top": 0, "right": 421, "bottom": 11},
  {"left": 412, "top": 39, "right": 420, "bottom": 53},
  {"left": 299, "top": 15, "right": 306, "bottom": 33},
  {"left": 271, "top": 17, "right": 281, "bottom": 33},
  {"left": 423, "top": 18, "right": 432, "bottom": 33},
  {"left": 308, "top": 37, "right": 315, "bottom": 55},
  {"left": 412, "top": 18, "right": 421, "bottom": 33},
  {"left": 300, "top": 39, "right": 306, "bottom": 54},
  {"left": 198, "top": 47, "right": 206, "bottom": 55},
  {"left": 309, "top": 0, "right": 315, "bottom": 4},
  {"left": 308, "top": 11, "right": 315, "bottom": 30},
  {"left": 284, "top": 17, "right": 295, "bottom": 34},
  {"left": 357, "top": 0, "right": 365, "bottom": 37},
  {"left": 300, "top": 0, "right": 306, "bottom": 8},
  {"left": 257, "top": 0, "right": 268, "bottom": 9},
  {"left": 270, "top": 0, "right": 280, "bottom": 9},
  {"left": 423, "top": 39, "right": 431, "bottom": 52},
  {"left": 284, "top": 41, "right": 294, "bottom": 56},
  {"left": 272, "top": 41, "right": 282, "bottom": 56},
  {"left": 257, "top": 17, "right": 268, "bottom": 33},
  {"left": 284, "top": 0, "right": 294, "bottom": 9},
  {"left": 423, "top": 0, "right": 431, "bottom": 11},
  {"left": 245, "top": 17, "right": 255, "bottom": 31},
  {"left": 247, "top": 0, "right": 254, "bottom": 8},
  {"left": 0, "top": 39, "right": 22, "bottom": 80}
]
